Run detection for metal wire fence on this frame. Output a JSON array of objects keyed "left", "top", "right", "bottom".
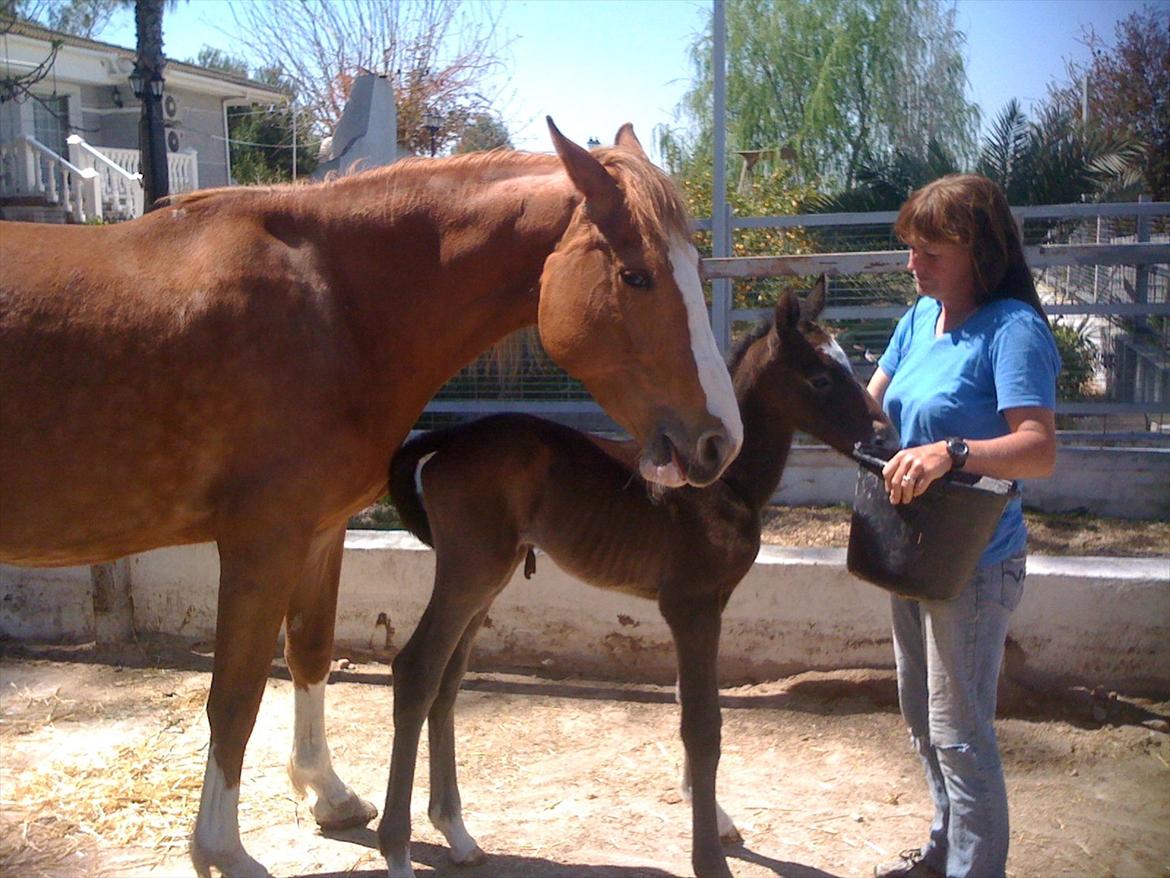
[{"left": 419, "top": 201, "right": 1170, "bottom": 437}]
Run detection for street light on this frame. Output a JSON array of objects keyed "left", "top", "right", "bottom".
[
  {"left": 423, "top": 111, "right": 441, "bottom": 156},
  {"left": 128, "top": 62, "right": 169, "bottom": 210}
]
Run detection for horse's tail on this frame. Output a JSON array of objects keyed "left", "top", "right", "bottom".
[{"left": 388, "top": 430, "right": 448, "bottom": 548}]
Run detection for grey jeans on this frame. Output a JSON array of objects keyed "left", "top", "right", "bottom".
[{"left": 890, "top": 553, "right": 1026, "bottom": 878}]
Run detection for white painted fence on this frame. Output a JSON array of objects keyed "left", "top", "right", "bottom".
[{"left": 2, "top": 535, "right": 1166, "bottom": 696}]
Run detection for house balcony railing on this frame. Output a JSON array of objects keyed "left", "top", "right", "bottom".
[{"left": 0, "top": 133, "right": 198, "bottom": 222}]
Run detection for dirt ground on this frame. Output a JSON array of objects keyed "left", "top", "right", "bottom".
[{"left": 1, "top": 641, "right": 1167, "bottom": 878}]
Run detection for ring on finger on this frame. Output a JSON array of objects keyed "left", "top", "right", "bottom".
[{"left": 900, "top": 473, "right": 915, "bottom": 485}]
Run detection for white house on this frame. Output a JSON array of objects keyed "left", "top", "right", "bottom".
[{"left": 0, "top": 20, "right": 285, "bottom": 222}]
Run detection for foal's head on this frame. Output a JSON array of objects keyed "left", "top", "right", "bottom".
[
  {"left": 734, "top": 277, "right": 897, "bottom": 454},
  {"left": 537, "top": 120, "right": 742, "bottom": 489}
]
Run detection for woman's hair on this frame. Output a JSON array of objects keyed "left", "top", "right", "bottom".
[{"left": 894, "top": 174, "right": 1047, "bottom": 319}]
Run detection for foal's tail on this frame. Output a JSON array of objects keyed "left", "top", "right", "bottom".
[{"left": 388, "top": 431, "right": 448, "bottom": 548}]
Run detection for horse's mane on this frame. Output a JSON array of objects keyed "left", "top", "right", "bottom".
[{"left": 169, "top": 147, "right": 693, "bottom": 241}]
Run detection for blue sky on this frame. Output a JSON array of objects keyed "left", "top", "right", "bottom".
[{"left": 98, "top": 0, "right": 1151, "bottom": 161}]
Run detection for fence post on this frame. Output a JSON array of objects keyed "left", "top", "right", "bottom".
[{"left": 1134, "top": 194, "right": 1150, "bottom": 334}]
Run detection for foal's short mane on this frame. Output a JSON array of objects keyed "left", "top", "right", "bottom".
[{"left": 727, "top": 316, "right": 775, "bottom": 375}]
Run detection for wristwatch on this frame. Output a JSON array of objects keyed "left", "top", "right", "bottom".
[{"left": 945, "top": 437, "right": 970, "bottom": 470}]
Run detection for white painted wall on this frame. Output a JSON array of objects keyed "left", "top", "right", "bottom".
[{"left": 3, "top": 534, "right": 1167, "bottom": 695}]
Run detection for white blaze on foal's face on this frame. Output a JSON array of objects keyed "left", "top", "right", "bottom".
[{"left": 819, "top": 336, "right": 854, "bottom": 376}]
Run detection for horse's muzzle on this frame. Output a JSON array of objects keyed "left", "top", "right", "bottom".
[{"left": 639, "top": 425, "right": 738, "bottom": 489}]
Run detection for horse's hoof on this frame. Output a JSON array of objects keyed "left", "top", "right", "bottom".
[
  {"left": 190, "top": 836, "right": 272, "bottom": 878},
  {"left": 313, "top": 793, "right": 378, "bottom": 831},
  {"left": 451, "top": 844, "right": 487, "bottom": 866}
]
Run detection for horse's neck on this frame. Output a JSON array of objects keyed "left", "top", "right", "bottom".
[
  {"left": 721, "top": 361, "right": 795, "bottom": 512},
  {"left": 307, "top": 159, "right": 578, "bottom": 395}
]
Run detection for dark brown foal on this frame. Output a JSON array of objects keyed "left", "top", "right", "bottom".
[{"left": 379, "top": 278, "right": 896, "bottom": 878}]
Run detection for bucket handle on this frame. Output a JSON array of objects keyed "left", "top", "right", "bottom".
[{"left": 851, "top": 446, "right": 889, "bottom": 477}]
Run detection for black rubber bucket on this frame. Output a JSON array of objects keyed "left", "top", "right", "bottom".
[{"left": 846, "top": 446, "right": 1019, "bottom": 601}]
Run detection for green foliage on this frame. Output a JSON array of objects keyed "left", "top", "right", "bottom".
[
  {"left": 1047, "top": 4, "right": 1170, "bottom": 200},
  {"left": 190, "top": 46, "right": 311, "bottom": 184},
  {"left": 662, "top": 0, "right": 978, "bottom": 192},
  {"left": 454, "top": 113, "right": 512, "bottom": 153},
  {"left": 1052, "top": 321, "right": 1100, "bottom": 400}
]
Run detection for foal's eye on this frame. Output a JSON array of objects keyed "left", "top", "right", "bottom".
[
  {"left": 807, "top": 372, "right": 833, "bottom": 392},
  {"left": 619, "top": 269, "right": 653, "bottom": 289}
]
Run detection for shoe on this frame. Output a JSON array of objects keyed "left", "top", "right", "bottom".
[{"left": 873, "top": 848, "right": 944, "bottom": 878}]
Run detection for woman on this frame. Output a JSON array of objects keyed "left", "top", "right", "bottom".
[{"left": 866, "top": 174, "right": 1061, "bottom": 878}]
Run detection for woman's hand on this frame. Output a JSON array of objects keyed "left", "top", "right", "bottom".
[{"left": 881, "top": 441, "right": 952, "bottom": 504}]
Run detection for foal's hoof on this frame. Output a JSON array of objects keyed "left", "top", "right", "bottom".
[
  {"left": 720, "top": 824, "right": 744, "bottom": 845},
  {"left": 313, "top": 793, "right": 378, "bottom": 832},
  {"left": 450, "top": 843, "right": 487, "bottom": 867}
]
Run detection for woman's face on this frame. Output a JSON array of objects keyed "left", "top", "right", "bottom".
[{"left": 906, "top": 239, "right": 977, "bottom": 305}]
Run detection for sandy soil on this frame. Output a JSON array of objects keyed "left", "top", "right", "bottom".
[{"left": 1, "top": 642, "right": 1167, "bottom": 878}]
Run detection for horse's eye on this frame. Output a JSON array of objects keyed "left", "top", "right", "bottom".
[
  {"left": 620, "top": 269, "right": 653, "bottom": 289},
  {"left": 807, "top": 372, "right": 833, "bottom": 392}
]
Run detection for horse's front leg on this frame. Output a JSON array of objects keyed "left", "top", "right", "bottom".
[
  {"left": 190, "top": 526, "right": 313, "bottom": 878},
  {"left": 660, "top": 591, "right": 733, "bottom": 878},
  {"left": 426, "top": 607, "right": 492, "bottom": 866},
  {"left": 284, "top": 523, "right": 378, "bottom": 831}
]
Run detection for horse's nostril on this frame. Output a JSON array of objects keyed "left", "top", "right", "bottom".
[{"left": 698, "top": 430, "right": 728, "bottom": 467}]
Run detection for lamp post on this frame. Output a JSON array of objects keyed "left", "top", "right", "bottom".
[
  {"left": 423, "top": 110, "right": 441, "bottom": 157},
  {"left": 130, "top": 63, "right": 169, "bottom": 211}
]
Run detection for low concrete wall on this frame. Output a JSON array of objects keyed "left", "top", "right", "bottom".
[
  {"left": 776, "top": 445, "right": 1169, "bottom": 519},
  {"left": 3, "top": 534, "right": 1167, "bottom": 695}
]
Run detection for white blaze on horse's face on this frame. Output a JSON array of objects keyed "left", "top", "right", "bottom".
[{"left": 641, "top": 234, "right": 743, "bottom": 487}]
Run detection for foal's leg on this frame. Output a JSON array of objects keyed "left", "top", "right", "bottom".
[
  {"left": 426, "top": 606, "right": 494, "bottom": 865},
  {"left": 379, "top": 564, "right": 506, "bottom": 878},
  {"left": 660, "top": 592, "right": 733, "bottom": 878},
  {"left": 284, "top": 523, "right": 378, "bottom": 830},
  {"left": 191, "top": 527, "right": 312, "bottom": 878},
  {"left": 680, "top": 745, "right": 742, "bottom": 842}
]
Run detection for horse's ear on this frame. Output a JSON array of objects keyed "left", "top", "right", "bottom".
[
  {"left": 802, "top": 274, "right": 828, "bottom": 322},
  {"left": 614, "top": 123, "right": 647, "bottom": 159},
  {"left": 775, "top": 290, "right": 802, "bottom": 331},
  {"left": 548, "top": 116, "right": 621, "bottom": 220}
]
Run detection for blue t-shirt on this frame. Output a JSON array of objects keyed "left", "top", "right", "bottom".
[{"left": 878, "top": 296, "right": 1061, "bottom": 564}]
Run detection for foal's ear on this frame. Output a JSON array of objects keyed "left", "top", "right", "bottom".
[
  {"left": 548, "top": 116, "right": 622, "bottom": 221},
  {"left": 614, "top": 123, "right": 648, "bottom": 159},
  {"left": 802, "top": 274, "right": 828, "bottom": 321},
  {"left": 776, "top": 290, "right": 802, "bottom": 331}
]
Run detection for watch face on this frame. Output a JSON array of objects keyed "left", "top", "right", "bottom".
[{"left": 948, "top": 438, "right": 969, "bottom": 467}]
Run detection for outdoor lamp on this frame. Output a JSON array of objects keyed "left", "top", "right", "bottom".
[
  {"left": 128, "top": 65, "right": 146, "bottom": 100},
  {"left": 423, "top": 110, "right": 441, "bottom": 156},
  {"left": 149, "top": 70, "right": 165, "bottom": 99}
]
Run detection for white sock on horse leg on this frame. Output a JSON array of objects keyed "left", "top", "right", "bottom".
[{"left": 192, "top": 748, "right": 270, "bottom": 878}]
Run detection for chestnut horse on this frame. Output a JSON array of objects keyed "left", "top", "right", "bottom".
[
  {"left": 0, "top": 121, "right": 743, "bottom": 877},
  {"left": 384, "top": 278, "right": 897, "bottom": 878}
]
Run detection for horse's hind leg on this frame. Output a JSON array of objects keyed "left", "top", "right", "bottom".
[
  {"left": 284, "top": 523, "right": 378, "bottom": 831},
  {"left": 191, "top": 526, "right": 314, "bottom": 878},
  {"left": 660, "top": 592, "right": 733, "bottom": 878}
]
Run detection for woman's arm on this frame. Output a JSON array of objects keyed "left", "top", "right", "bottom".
[
  {"left": 882, "top": 406, "right": 1056, "bottom": 504},
  {"left": 867, "top": 367, "right": 891, "bottom": 405}
]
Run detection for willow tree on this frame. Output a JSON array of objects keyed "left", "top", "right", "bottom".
[{"left": 659, "top": 0, "right": 979, "bottom": 192}]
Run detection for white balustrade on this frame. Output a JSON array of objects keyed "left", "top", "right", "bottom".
[{"left": 1, "top": 134, "right": 200, "bottom": 222}]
